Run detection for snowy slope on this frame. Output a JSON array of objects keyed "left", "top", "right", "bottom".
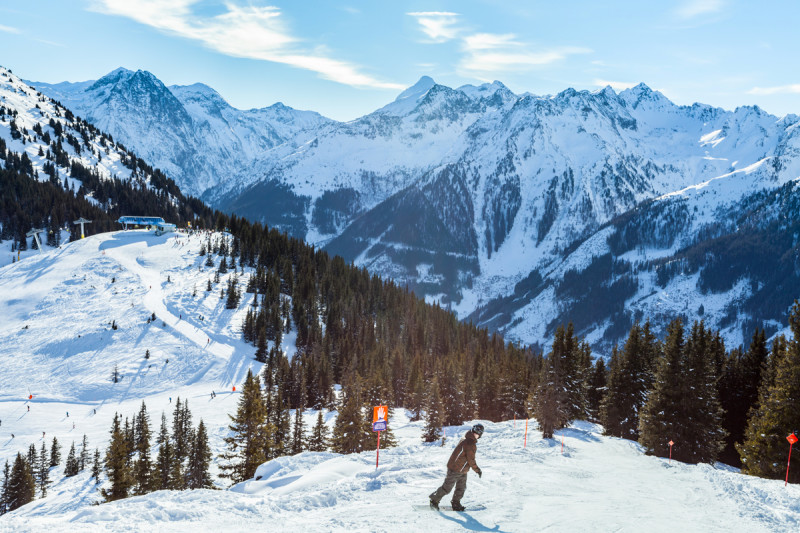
[
  {"left": 3, "top": 418, "right": 800, "bottom": 532},
  {"left": 1, "top": 230, "right": 799, "bottom": 531}
]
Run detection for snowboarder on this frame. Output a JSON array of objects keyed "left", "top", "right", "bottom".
[{"left": 429, "top": 424, "right": 484, "bottom": 511}]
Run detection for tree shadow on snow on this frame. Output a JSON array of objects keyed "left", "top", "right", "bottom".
[{"left": 438, "top": 512, "right": 510, "bottom": 533}]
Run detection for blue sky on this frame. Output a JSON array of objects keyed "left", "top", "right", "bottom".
[{"left": 1, "top": 1, "right": 798, "bottom": 120}]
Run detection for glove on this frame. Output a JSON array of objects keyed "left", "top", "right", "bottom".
[{"left": 476, "top": 468, "right": 482, "bottom": 478}]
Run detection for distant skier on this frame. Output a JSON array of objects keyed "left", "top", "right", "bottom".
[
  {"left": 429, "top": 424, "right": 484, "bottom": 511},
  {"left": 66, "top": 411, "right": 69, "bottom": 417},
  {"left": 27, "top": 405, "right": 30, "bottom": 412}
]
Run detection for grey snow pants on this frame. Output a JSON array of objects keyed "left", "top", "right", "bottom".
[{"left": 430, "top": 468, "right": 468, "bottom": 505}]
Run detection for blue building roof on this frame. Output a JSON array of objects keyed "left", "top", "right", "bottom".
[{"left": 118, "top": 216, "right": 166, "bottom": 226}]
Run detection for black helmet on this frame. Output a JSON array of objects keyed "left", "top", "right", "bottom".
[{"left": 472, "top": 424, "right": 484, "bottom": 437}]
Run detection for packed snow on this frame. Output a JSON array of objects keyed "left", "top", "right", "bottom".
[{"left": 1, "top": 231, "right": 799, "bottom": 531}]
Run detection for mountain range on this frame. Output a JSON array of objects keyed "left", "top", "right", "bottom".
[{"left": 27, "top": 68, "right": 800, "bottom": 353}]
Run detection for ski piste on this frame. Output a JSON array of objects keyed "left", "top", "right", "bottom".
[{"left": 413, "top": 504, "right": 487, "bottom": 512}]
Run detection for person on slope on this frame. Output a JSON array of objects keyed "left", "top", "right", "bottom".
[{"left": 429, "top": 424, "right": 484, "bottom": 511}]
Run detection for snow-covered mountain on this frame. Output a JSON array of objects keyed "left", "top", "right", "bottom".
[
  {"left": 0, "top": 66, "right": 175, "bottom": 198},
  {"left": 30, "top": 69, "right": 800, "bottom": 352},
  {"left": 30, "top": 68, "right": 331, "bottom": 198},
  {"left": 0, "top": 232, "right": 799, "bottom": 530}
]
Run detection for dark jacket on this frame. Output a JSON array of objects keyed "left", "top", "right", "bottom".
[{"left": 447, "top": 430, "right": 480, "bottom": 474}]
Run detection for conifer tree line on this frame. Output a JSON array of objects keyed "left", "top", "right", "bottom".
[
  {"left": 0, "top": 434, "right": 92, "bottom": 515},
  {"left": 100, "top": 400, "right": 212, "bottom": 502},
  {"left": 223, "top": 218, "right": 539, "bottom": 426},
  {"left": 533, "top": 300, "right": 800, "bottom": 483},
  {"left": 218, "top": 364, "right": 396, "bottom": 484}
]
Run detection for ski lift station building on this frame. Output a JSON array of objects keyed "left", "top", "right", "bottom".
[{"left": 117, "top": 216, "right": 176, "bottom": 235}]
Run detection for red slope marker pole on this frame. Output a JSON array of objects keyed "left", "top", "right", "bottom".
[
  {"left": 669, "top": 440, "right": 674, "bottom": 464},
  {"left": 561, "top": 435, "right": 564, "bottom": 454},
  {"left": 376, "top": 431, "right": 381, "bottom": 469},
  {"left": 787, "top": 433, "right": 798, "bottom": 486}
]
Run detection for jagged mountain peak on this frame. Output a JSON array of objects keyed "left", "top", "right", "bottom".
[
  {"left": 618, "top": 82, "right": 672, "bottom": 109},
  {"left": 396, "top": 75, "right": 436, "bottom": 102},
  {"left": 89, "top": 67, "right": 159, "bottom": 91}
]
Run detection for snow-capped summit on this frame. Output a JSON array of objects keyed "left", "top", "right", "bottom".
[
  {"left": 376, "top": 75, "right": 437, "bottom": 116},
  {"left": 396, "top": 75, "right": 436, "bottom": 102},
  {"left": 30, "top": 68, "right": 332, "bottom": 197}
]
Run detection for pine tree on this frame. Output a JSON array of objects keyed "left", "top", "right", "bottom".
[
  {"left": 6, "top": 453, "right": 35, "bottom": 511},
  {"left": 331, "top": 381, "right": 371, "bottom": 454},
  {"left": 37, "top": 441, "right": 49, "bottom": 498},
  {"left": 0, "top": 460, "right": 9, "bottom": 516},
  {"left": 102, "top": 418, "right": 134, "bottom": 502},
  {"left": 601, "top": 322, "right": 659, "bottom": 439},
  {"left": 586, "top": 357, "right": 607, "bottom": 422},
  {"left": 407, "top": 357, "right": 425, "bottom": 422},
  {"left": 64, "top": 442, "right": 79, "bottom": 477},
  {"left": 153, "top": 413, "right": 173, "bottom": 490},
  {"left": 422, "top": 377, "right": 444, "bottom": 443},
  {"left": 637, "top": 319, "right": 724, "bottom": 464},
  {"left": 79, "top": 434, "right": 89, "bottom": 472},
  {"left": 91, "top": 448, "right": 101, "bottom": 484},
  {"left": 291, "top": 406, "right": 306, "bottom": 455},
  {"left": 600, "top": 346, "right": 623, "bottom": 435},
  {"left": 719, "top": 329, "right": 769, "bottom": 466},
  {"left": 27, "top": 444, "right": 37, "bottom": 482},
  {"left": 534, "top": 325, "right": 573, "bottom": 439},
  {"left": 170, "top": 398, "right": 194, "bottom": 489},
  {"left": 738, "top": 301, "right": 800, "bottom": 481},
  {"left": 219, "top": 369, "right": 273, "bottom": 483},
  {"left": 186, "top": 420, "right": 213, "bottom": 489},
  {"left": 638, "top": 319, "right": 685, "bottom": 459},
  {"left": 133, "top": 402, "right": 153, "bottom": 495},
  {"left": 271, "top": 392, "right": 291, "bottom": 458},
  {"left": 308, "top": 411, "right": 329, "bottom": 452},
  {"left": 679, "top": 321, "right": 726, "bottom": 463},
  {"left": 49, "top": 436, "right": 61, "bottom": 467}
]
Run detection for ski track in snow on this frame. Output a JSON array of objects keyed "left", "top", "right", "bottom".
[{"left": 0, "top": 232, "right": 799, "bottom": 532}]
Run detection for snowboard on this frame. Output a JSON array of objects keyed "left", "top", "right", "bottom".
[{"left": 413, "top": 504, "right": 486, "bottom": 512}]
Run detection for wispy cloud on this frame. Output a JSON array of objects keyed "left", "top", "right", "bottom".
[
  {"left": 460, "top": 33, "right": 591, "bottom": 77},
  {"left": 36, "top": 38, "right": 65, "bottom": 47},
  {"left": 747, "top": 84, "right": 800, "bottom": 95},
  {"left": 89, "top": 0, "right": 402, "bottom": 89},
  {"left": 0, "top": 24, "right": 21, "bottom": 34},
  {"left": 676, "top": 0, "right": 724, "bottom": 18},
  {"left": 592, "top": 79, "right": 637, "bottom": 91},
  {"left": 407, "top": 11, "right": 460, "bottom": 43},
  {"left": 407, "top": 13, "right": 589, "bottom": 79}
]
